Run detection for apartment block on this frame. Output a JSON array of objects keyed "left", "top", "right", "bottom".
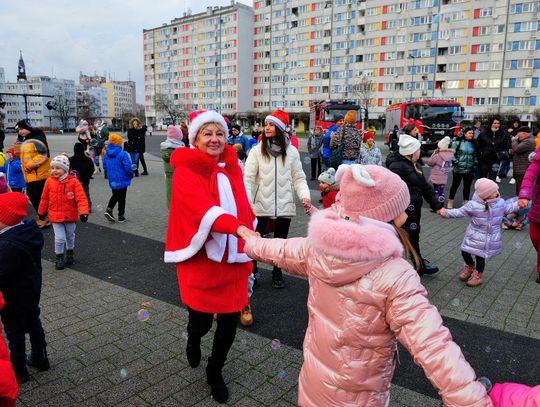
[
  {"left": 143, "top": 2, "right": 254, "bottom": 126},
  {"left": 100, "top": 81, "right": 137, "bottom": 120}
]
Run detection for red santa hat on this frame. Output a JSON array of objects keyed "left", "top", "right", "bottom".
[
  {"left": 265, "top": 109, "right": 290, "bottom": 133},
  {"left": 188, "top": 110, "right": 229, "bottom": 147}
]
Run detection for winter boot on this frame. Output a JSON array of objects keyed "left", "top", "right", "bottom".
[
  {"left": 272, "top": 269, "right": 285, "bottom": 289},
  {"left": 104, "top": 208, "right": 115, "bottom": 222},
  {"left": 466, "top": 270, "right": 483, "bottom": 287},
  {"left": 65, "top": 250, "right": 74, "bottom": 266},
  {"left": 240, "top": 304, "right": 253, "bottom": 327},
  {"left": 447, "top": 199, "right": 454, "bottom": 209},
  {"left": 186, "top": 338, "right": 201, "bottom": 368},
  {"left": 459, "top": 264, "right": 475, "bottom": 281},
  {"left": 420, "top": 259, "right": 439, "bottom": 275},
  {"left": 13, "top": 364, "right": 30, "bottom": 384},
  {"left": 206, "top": 357, "right": 229, "bottom": 404},
  {"left": 27, "top": 349, "right": 50, "bottom": 371},
  {"left": 55, "top": 253, "right": 65, "bottom": 270}
]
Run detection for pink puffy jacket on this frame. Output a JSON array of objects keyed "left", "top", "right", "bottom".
[
  {"left": 490, "top": 383, "right": 540, "bottom": 407},
  {"left": 245, "top": 209, "right": 492, "bottom": 407}
]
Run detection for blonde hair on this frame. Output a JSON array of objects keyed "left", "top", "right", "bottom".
[{"left": 197, "top": 122, "right": 226, "bottom": 136}]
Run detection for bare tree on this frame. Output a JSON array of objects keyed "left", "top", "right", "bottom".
[
  {"left": 155, "top": 93, "right": 186, "bottom": 125},
  {"left": 77, "top": 93, "right": 99, "bottom": 121},
  {"left": 352, "top": 76, "right": 374, "bottom": 124},
  {"left": 55, "top": 95, "right": 74, "bottom": 131}
]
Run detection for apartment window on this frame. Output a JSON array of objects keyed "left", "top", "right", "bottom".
[
  {"left": 479, "top": 7, "right": 493, "bottom": 17},
  {"left": 447, "top": 63, "right": 461, "bottom": 72},
  {"left": 487, "top": 97, "right": 499, "bottom": 105},
  {"left": 477, "top": 44, "right": 491, "bottom": 53},
  {"left": 472, "top": 97, "right": 485, "bottom": 105}
]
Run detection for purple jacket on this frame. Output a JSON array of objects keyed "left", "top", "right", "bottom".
[
  {"left": 444, "top": 194, "right": 518, "bottom": 258},
  {"left": 428, "top": 149, "right": 455, "bottom": 185},
  {"left": 518, "top": 147, "right": 540, "bottom": 223}
]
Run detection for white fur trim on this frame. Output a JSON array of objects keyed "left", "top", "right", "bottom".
[
  {"left": 164, "top": 206, "right": 227, "bottom": 263},
  {"left": 351, "top": 164, "right": 376, "bottom": 187},
  {"left": 188, "top": 111, "right": 229, "bottom": 147},
  {"left": 265, "top": 115, "right": 287, "bottom": 132}
]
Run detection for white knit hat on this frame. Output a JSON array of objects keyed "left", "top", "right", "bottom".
[
  {"left": 50, "top": 154, "right": 70, "bottom": 173},
  {"left": 318, "top": 168, "right": 336, "bottom": 185},
  {"left": 188, "top": 110, "right": 229, "bottom": 147},
  {"left": 398, "top": 134, "right": 421, "bottom": 156},
  {"left": 437, "top": 136, "right": 451, "bottom": 151}
]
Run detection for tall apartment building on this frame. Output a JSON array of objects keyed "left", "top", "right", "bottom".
[
  {"left": 143, "top": 2, "right": 254, "bottom": 126},
  {"left": 100, "top": 81, "right": 137, "bottom": 120}
]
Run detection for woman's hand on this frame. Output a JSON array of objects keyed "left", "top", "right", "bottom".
[
  {"left": 518, "top": 198, "right": 529, "bottom": 209},
  {"left": 237, "top": 225, "right": 261, "bottom": 240}
]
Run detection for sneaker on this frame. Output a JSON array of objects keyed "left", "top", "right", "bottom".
[
  {"left": 104, "top": 210, "right": 115, "bottom": 223},
  {"left": 240, "top": 304, "right": 253, "bottom": 327},
  {"left": 272, "top": 277, "right": 286, "bottom": 289},
  {"left": 117, "top": 216, "right": 126, "bottom": 223},
  {"left": 466, "top": 270, "right": 483, "bottom": 287},
  {"left": 496, "top": 176, "right": 501, "bottom": 183},
  {"left": 459, "top": 264, "right": 475, "bottom": 281},
  {"left": 509, "top": 178, "right": 516, "bottom": 184}
]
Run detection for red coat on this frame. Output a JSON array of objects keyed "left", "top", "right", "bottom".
[
  {"left": 164, "top": 145, "right": 256, "bottom": 313},
  {"left": 320, "top": 185, "right": 339, "bottom": 209},
  {"left": 0, "top": 292, "right": 18, "bottom": 407},
  {"left": 38, "top": 175, "right": 89, "bottom": 222}
]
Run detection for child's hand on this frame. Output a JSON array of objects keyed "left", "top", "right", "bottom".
[
  {"left": 79, "top": 214, "right": 88, "bottom": 222},
  {"left": 437, "top": 208, "right": 447, "bottom": 217},
  {"left": 518, "top": 198, "right": 529, "bottom": 209}
]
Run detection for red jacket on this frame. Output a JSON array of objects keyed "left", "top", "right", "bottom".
[
  {"left": 38, "top": 175, "right": 89, "bottom": 222},
  {"left": 164, "top": 145, "right": 256, "bottom": 313},
  {"left": 320, "top": 185, "right": 339, "bottom": 209},
  {"left": 0, "top": 292, "right": 18, "bottom": 407}
]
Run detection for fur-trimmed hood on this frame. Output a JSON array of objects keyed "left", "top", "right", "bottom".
[
  {"left": 307, "top": 209, "right": 403, "bottom": 286},
  {"left": 170, "top": 144, "right": 239, "bottom": 180}
]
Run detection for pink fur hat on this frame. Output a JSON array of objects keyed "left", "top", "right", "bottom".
[
  {"left": 166, "top": 125, "right": 183, "bottom": 142},
  {"left": 335, "top": 164, "right": 410, "bottom": 222}
]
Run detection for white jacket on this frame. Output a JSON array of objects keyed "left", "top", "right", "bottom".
[{"left": 244, "top": 144, "right": 310, "bottom": 217}]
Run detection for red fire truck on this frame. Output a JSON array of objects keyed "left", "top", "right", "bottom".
[
  {"left": 309, "top": 100, "right": 363, "bottom": 132},
  {"left": 385, "top": 99, "right": 464, "bottom": 152}
]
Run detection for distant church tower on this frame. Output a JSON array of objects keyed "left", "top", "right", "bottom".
[{"left": 17, "top": 51, "right": 27, "bottom": 82}]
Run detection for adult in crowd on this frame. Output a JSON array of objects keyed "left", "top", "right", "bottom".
[
  {"left": 15, "top": 120, "right": 50, "bottom": 228},
  {"left": 402, "top": 122, "right": 419, "bottom": 138},
  {"left": 388, "top": 125, "right": 400, "bottom": 152},
  {"left": 473, "top": 120, "right": 483, "bottom": 139},
  {"left": 127, "top": 117, "right": 148, "bottom": 176},
  {"left": 307, "top": 125, "right": 324, "bottom": 180},
  {"left": 321, "top": 115, "right": 344, "bottom": 169},
  {"left": 329, "top": 110, "right": 362, "bottom": 164},
  {"left": 160, "top": 125, "right": 185, "bottom": 208},
  {"left": 447, "top": 128, "right": 477, "bottom": 209},
  {"left": 94, "top": 119, "right": 109, "bottom": 173},
  {"left": 511, "top": 126, "right": 536, "bottom": 195},
  {"left": 386, "top": 135, "right": 444, "bottom": 275},
  {"left": 244, "top": 109, "right": 311, "bottom": 289},
  {"left": 475, "top": 117, "right": 509, "bottom": 181},
  {"left": 164, "top": 110, "right": 259, "bottom": 403},
  {"left": 179, "top": 122, "right": 189, "bottom": 146},
  {"left": 226, "top": 125, "right": 249, "bottom": 153}
]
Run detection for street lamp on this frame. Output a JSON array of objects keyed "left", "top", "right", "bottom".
[{"left": 409, "top": 53, "right": 417, "bottom": 99}]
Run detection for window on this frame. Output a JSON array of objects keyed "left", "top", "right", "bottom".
[
  {"left": 472, "top": 97, "right": 485, "bottom": 105},
  {"left": 479, "top": 7, "right": 493, "bottom": 17}
]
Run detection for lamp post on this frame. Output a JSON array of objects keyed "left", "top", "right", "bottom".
[{"left": 409, "top": 53, "right": 417, "bottom": 99}]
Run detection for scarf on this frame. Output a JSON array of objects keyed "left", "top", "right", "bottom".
[{"left": 267, "top": 136, "right": 290, "bottom": 158}]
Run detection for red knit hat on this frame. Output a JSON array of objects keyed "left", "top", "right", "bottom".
[
  {"left": 265, "top": 109, "right": 290, "bottom": 133},
  {"left": 362, "top": 131, "right": 374, "bottom": 143},
  {"left": 0, "top": 192, "right": 29, "bottom": 226}
]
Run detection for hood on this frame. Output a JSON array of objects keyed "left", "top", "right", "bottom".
[
  {"left": 437, "top": 150, "right": 455, "bottom": 160},
  {"left": 160, "top": 139, "right": 185, "bottom": 150},
  {"left": 105, "top": 144, "right": 122, "bottom": 158},
  {"left": 385, "top": 151, "right": 408, "bottom": 167},
  {"left": 129, "top": 117, "right": 141, "bottom": 129},
  {"left": 170, "top": 144, "right": 239, "bottom": 179},
  {"left": 1, "top": 219, "right": 44, "bottom": 253},
  {"left": 307, "top": 209, "right": 403, "bottom": 286}
]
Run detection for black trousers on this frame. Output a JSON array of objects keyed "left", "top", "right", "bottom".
[
  {"left": 310, "top": 157, "right": 321, "bottom": 179},
  {"left": 478, "top": 161, "right": 497, "bottom": 181},
  {"left": 26, "top": 179, "right": 46, "bottom": 212},
  {"left": 462, "top": 251, "right": 486, "bottom": 273},
  {"left": 107, "top": 187, "right": 127, "bottom": 216},
  {"left": 186, "top": 307, "right": 239, "bottom": 365},
  {"left": 2, "top": 311, "right": 47, "bottom": 371},
  {"left": 449, "top": 172, "right": 474, "bottom": 200},
  {"left": 253, "top": 216, "right": 291, "bottom": 280},
  {"left": 137, "top": 153, "right": 148, "bottom": 173}
]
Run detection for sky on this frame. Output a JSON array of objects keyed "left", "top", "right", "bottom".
[{"left": 0, "top": 0, "right": 251, "bottom": 103}]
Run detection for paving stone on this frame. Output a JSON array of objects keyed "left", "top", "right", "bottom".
[
  {"left": 138, "top": 374, "right": 190, "bottom": 404},
  {"left": 67, "top": 376, "right": 115, "bottom": 402}
]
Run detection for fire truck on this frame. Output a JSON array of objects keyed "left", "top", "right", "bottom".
[
  {"left": 385, "top": 99, "right": 464, "bottom": 152},
  {"left": 309, "top": 100, "right": 364, "bottom": 132}
]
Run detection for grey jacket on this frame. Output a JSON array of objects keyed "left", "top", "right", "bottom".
[
  {"left": 444, "top": 194, "right": 518, "bottom": 258},
  {"left": 307, "top": 134, "right": 323, "bottom": 159},
  {"left": 511, "top": 136, "right": 536, "bottom": 176}
]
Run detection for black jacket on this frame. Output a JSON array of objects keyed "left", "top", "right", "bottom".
[
  {"left": 127, "top": 128, "right": 146, "bottom": 153},
  {"left": 475, "top": 129, "right": 509, "bottom": 164},
  {"left": 0, "top": 219, "right": 44, "bottom": 323},
  {"left": 386, "top": 153, "right": 442, "bottom": 221},
  {"left": 70, "top": 143, "right": 95, "bottom": 187}
]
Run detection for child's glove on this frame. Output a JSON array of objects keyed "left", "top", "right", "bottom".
[
  {"left": 38, "top": 214, "right": 47, "bottom": 221},
  {"left": 79, "top": 214, "right": 88, "bottom": 222}
]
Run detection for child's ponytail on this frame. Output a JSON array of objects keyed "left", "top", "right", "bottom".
[{"left": 391, "top": 222, "right": 422, "bottom": 273}]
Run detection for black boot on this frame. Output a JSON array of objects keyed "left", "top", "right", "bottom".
[
  {"left": 65, "top": 250, "right": 74, "bottom": 266},
  {"left": 206, "top": 357, "right": 228, "bottom": 403},
  {"left": 27, "top": 348, "right": 50, "bottom": 371},
  {"left": 421, "top": 259, "right": 439, "bottom": 275},
  {"left": 55, "top": 253, "right": 65, "bottom": 270},
  {"left": 13, "top": 365, "right": 30, "bottom": 384},
  {"left": 186, "top": 338, "right": 201, "bottom": 368},
  {"left": 272, "top": 269, "right": 285, "bottom": 289}
]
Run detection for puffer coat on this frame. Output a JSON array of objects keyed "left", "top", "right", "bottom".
[
  {"left": 245, "top": 210, "right": 491, "bottom": 407},
  {"left": 38, "top": 175, "right": 89, "bottom": 222},
  {"left": 511, "top": 135, "right": 535, "bottom": 176},
  {"left": 330, "top": 124, "right": 362, "bottom": 161},
  {"left": 451, "top": 137, "right": 477, "bottom": 174},
  {"left": 518, "top": 147, "right": 540, "bottom": 223},
  {"left": 243, "top": 143, "right": 310, "bottom": 217},
  {"left": 444, "top": 194, "right": 517, "bottom": 258},
  {"left": 103, "top": 144, "right": 134, "bottom": 190},
  {"left": 427, "top": 149, "right": 455, "bottom": 185}
]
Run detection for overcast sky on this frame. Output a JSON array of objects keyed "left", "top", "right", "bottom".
[{"left": 0, "top": 0, "right": 251, "bottom": 103}]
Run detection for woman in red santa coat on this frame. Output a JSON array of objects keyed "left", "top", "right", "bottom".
[{"left": 164, "top": 110, "right": 259, "bottom": 404}]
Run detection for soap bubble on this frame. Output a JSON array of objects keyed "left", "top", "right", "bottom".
[
  {"left": 271, "top": 339, "right": 281, "bottom": 349},
  {"left": 514, "top": 242, "right": 523, "bottom": 249},
  {"left": 21, "top": 139, "right": 49, "bottom": 168},
  {"left": 181, "top": 331, "right": 188, "bottom": 340},
  {"left": 119, "top": 368, "right": 128, "bottom": 379},
  {"left": 484, "top": 346, "right": 491, "bottom": 353},
  {"left": 122, "top": 240, "right": 126, "bottom": 244},
  {"left": 451, "top": 298, "right": 460, "bottom": 307},
  {"left": 136, "top": 309, "right": 149, "bottom": 321},
  {"left": 478, "top": 376, "right": 492, "bottom": 392},
  {"left": 303, "top": 156, "right": 311, "bottom": 165},
  {"left": 410, "top": 223, "right": 418, "bottom": 230},
  {"left": 277, "top": 370, "right": 286, "bottom": 379}
]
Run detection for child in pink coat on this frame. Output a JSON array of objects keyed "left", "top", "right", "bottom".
[
  {"left": 427, "top": 136, "right": 455, "bottom": 204},
  {"left": 245, "top": 164, "right": 491, "bottom": 407}
]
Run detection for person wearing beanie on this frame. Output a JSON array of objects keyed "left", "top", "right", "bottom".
[
  {"left": 387, "top": 134, "right": 444, "bottom": 276},
  {"left": 329, "top": 110, "right": 362, "bottom": 165},
  {"left": 103, "top": 133, "right": 134, "bottom": 223},
  {"left": 127, "top": 117, "right": 148, "bottom": 176},
  {"left": 357, "top": 131, "right": 382, "bottom": 166},
  {"left": 321, "top": 115, "right": 345, "bottom": 169},
  {"left": 244, "top": 108, "right": 311, "bottom": 289},
  {"left": 510, "top": 126, "right": 535, "bottom": 195},
  {"left": 427, "top": 136, "right": 455, "bottom": 204},
  {"left": 75, "top": 120, "right": 91, "bottom": 153},
  {"left": 439, "top": 178, "right": 518, "bottom": 286},
  {"left": 226, "top": 124, "right": 249, "bottom": 153},
  {"left": 16, "top": 120, "right": 50, "bottom": 228},
  {"left": 0, "top": 192, "right": 50, "bottom": 384},
  {"left": 165, "top": 109, "right": 259, "bottom": 403},
  {"left": 317, "top": 167, "right": 339, "bottom": 208},
  {"left": 38, "top": 154, "right": 89, "bottom": 270},
  {"left": 69, "top": 142, "right": 96, "bottom": 212},
  {"left": 244, "top": 164, "right": 491, "bottom": 407},
  {"left": 5, "top": 145, "right": 25, "bottom": 193},
  {"left": 161, "top": 126, "right": 186, "bottom": 208}
]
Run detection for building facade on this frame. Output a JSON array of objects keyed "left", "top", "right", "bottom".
[
  {"left": 76, "top": 85, "right": 109, "bottom": 120},
  {"left": 100, "top": 81, "right": 137, "bottom": 121},
  {"left": 143, "top": 2, "right": 254, "bottom": 127}
]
